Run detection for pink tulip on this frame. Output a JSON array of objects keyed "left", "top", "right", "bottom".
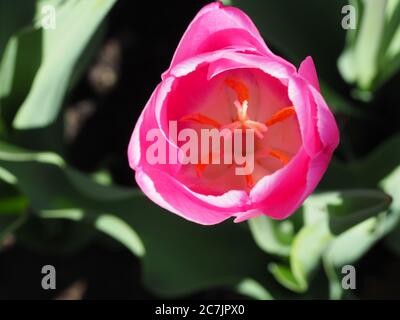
[{"left": 127, "top": 2, "right": 339, "bottom": 225}]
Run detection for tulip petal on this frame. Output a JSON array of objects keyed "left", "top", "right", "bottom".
[
  {"left": 310, "top": 86, "right": 340, "bottom": 153},
  {"left": 288, "top": 75, "right": 323, "bottom": 157},
  {"left": 298, "top": 56, "right": 321, "bottom": 92},
  {"left": 245, "top": 148, "right": 310, "bottom": 220},
  {"left": 128, "top": 85, "right": 160, "bottom": 170},
  {"left": 207, "top": 51, "right": 296, "bottom": 82},
  {"left": 166, "top": 2, "right": 272, "bottom": 73},
  {"left": 135, "top": 168, "right": 249, "bottom": 225}
]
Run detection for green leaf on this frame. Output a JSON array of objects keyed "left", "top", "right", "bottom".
[
  {"left": 269, "top": 264, "right": 304, "bottom": 293},
  {"left": 267, "top": 195, "right": 332, "bottom": 293},
  {"left": 353, "top": 0, "right": 388, "bottom": 89},
  {"left": 0, "top": 0, "right": 35, "bottom": 59},
  {"left": 236, "top": 278, "right": 274, "bottom": 300},
  {"left": 268, "top": 190, "right": 394, "bottom": 295},
  {"left": 319, "top": 172, "right": 400, "bottom": 298},
  {"left": 0, "top": 195, "right": 27, "bottom": 214},
  {"left": 326, "top": 190, "right": 392, "bottom": 235},
  {"left": 65, "top": 168, "right": 135, "bottom": 201},
  {"left": 288, "top": 212, "right": 332, "bottom": 292},
  {"left": 13, "top": 0, "right": 116, "bottom": 129},
  {"left": 323, "top": 210, "right": 397, "bottom": 299},
  {"left": 124, "top": 202, "right": 270, "bottom": 296},
  {"left": 339, "top": 0, "right": 400, "bottom": 92},
  {"left": 94, "top": 213, "right": 145, "bottom": 257},
  {"left": 0, "top": 166, "right": 17, "bottom": 184},
  {"left": 374, "top": 0, "right": 400, "bottom": 89},
  {"left": 0, "top": 182, "right": 28, "bottom": 241},
  {"left": 321, "top": 133, "right": 400, "bottom": 190},
  {"left": 0, "top": 37, "right": 18, "bottom": 100},
  {"left": 16, "top": 214, "right": 98, "bottom": 255},
  {"left": 381, "top": 164, "right": 400, "bottom": 254},
  {"left": 0, "top": 181, "right": 28, "bottom": 214},
  {"left": 248, "top": 215, "right": 293, "bottom": 257},
  {"left": 326, "top": 216, "right": 388, "bottom": 269},
  {"left": 319, "top": 81, "right": 366, "bottom": 119},
  {"left": 378, "top": 0, "right": 400, "bottom": 63},
  {"left": 39, "top": 209, "right": 145, "bottom": 257},
  {"left": 0, "top": 27, "right": 42, "bottom": 127}
]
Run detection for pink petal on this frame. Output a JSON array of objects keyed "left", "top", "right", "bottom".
[
  {"left": 310, "top": 86, "right": 340, "bottom": 153},
  {"left": 165, "top": 2, "right": 272, "bottom": 75},
  {"left": 298, "top": 56, "right": 320, "bottom": 92},
  {"left": 245, "top": 148, "right": 310, "bottom": 220},
  {"left": 288, "top": 75, "right": 323, "bottom": 157},
  {"left": 207, "top": 51, "right": 296, "bottom": 81},
  {"left": 135, "top": 168, "right": 249, "bottom": 225}
]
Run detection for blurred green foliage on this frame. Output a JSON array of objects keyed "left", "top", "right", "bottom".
[
  {"left": 0, "top": 0, "right": 400, "bottom": 299},
  {"left": 338, "top": 0, "right": 400, "bottom": 95}
]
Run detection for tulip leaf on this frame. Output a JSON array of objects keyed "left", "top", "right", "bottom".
[
  {"left": 269, "top": 264, "right": 304, "bottom": 293},
  {"left": 287, "top": 213, "right": 332, "bottom": 293},
  {"left": 376, "top": 0, "right": 400, "bottom": 88},
  {"left": 0, "top": 195, "right": 27, "bottom": 214},
  {"left": 268, "top": 190, "right": 396, "bottom": 295},
  {"left": 13, "top": 0, "right": 116, "bottom": 129},
  {"left": 323, "top": 211, "right": 397, "bottom": 299},
  {"left": 16, "top": 213, "right": 99, "bottom": 255},
  {"left": 381, "top": 164, "right": 400, "bottom": 255},
  {"left": 321, "top": 133, "right": 400, "bottom": 190},
  {"left": 339, "top": 0, "right": 400, "bottom": 92},
  {"left": 236, "top": 278, "right": 274, "bottom": 300},
  {"left": 0, "top": 27, "right": 42, "bottom": 128},
  {"left": 0, "top": 183, "right": 28, "bottom": 241},
  {"left": 378, "top": 0, "right": 400, "bottom": 64},
  {"left": 352, "top": 0, "right": 387, "bottom": 90},
  {"left": 326, "top": 216, "right": 389, "bottom": 269},
  {"left": 39, "top": 209, "right": 146, "bottom": 257},
  {"left": 319, "top": 82, "right": 366, "bottom": 119},
  {"left": 0, "top": 0, "right": 35, "bottom": 60},
  {"left": 248, "top": 215, "right": 294, "bottom": 257},
  {"left": 0, "top": 37, "right": 18, "bottom": 101},
  {"left": 0, "top": 166, "right": 17, "bottom": 185},
  {"left": 94, "top": 213, "right": 146, "bottom": 257},
  {"left": 267, "top": 195, "right": 331, "bottom": 293},
  {"left": 326, "top": 190, "right": 392, "bottom": 235}
]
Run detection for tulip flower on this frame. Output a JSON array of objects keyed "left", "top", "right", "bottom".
[{"left": 128, "top": 2, "right": 339, "bottom": 225}]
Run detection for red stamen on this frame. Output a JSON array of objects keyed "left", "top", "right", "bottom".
[
  {"left": 269, "top": 149, "right": 289, "bottom": 165},
  {"left": 195, "top": 163, "right": 207, "bottom": 177},
  {"left": 245, "top": 174, "right": 255, "bottom": 189},
  {"left": 195, "top": 152, "right": 216, "bottom": 177},
  {"left": 225, "top": 78, "right": 250, "bottom": 104},
  {"left": 180, "top": 113, "right": 222, "bottom": 129},
  {"left": 265, "top": 106, "right": 296, "bottom": 127}
]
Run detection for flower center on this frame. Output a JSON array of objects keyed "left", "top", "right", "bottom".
[{"left": 179, "top": 77, "right": 297, "bottom": 189}]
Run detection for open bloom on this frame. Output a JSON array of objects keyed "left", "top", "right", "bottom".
[{"left": 128, "top": 2, "right": 339, "bottom": 224}]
